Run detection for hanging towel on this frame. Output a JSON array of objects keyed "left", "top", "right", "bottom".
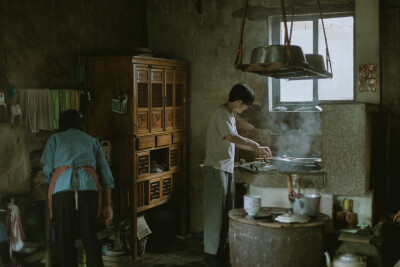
[
  {"left": 17, "top": 88, "right": 81, "bottom": 131},
  {"left": 50, "top": 89, "right": 81, "bottom": 129},
  {"left": 18, "top": 89, "right": 54, "bottom": 133},
  {"left": 7, "top": 200, "right": 25, "bottom": 256},
  {"left": 71, "top": 90, "right": 81, "bottom": 110},
  {"left": 49, "top": 89, "right": 61, "bottom": 129}
]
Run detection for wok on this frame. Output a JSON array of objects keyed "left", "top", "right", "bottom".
[{"left": 271, "top": 157, "right": 321, "bottom": 172}]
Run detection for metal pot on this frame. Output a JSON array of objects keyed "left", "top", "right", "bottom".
[
  {"left": 271, "top": 157, "right": 321, "bottom": 172},
  {"left": 305, "top": 54, "right": 326, "bottom": 71},
  {"left": 250, "top": 45, "right": 307, "bottom": 66},
  {"left": 292, "top": 193, "right": 321, "bottom": 217}
]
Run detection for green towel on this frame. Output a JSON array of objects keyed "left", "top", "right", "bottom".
[
  {"left": 49, "top": 89, "right": 76, "bottom": 129},
  {"left": 50, "top": 90, "right": 60, "bottom": 129}
]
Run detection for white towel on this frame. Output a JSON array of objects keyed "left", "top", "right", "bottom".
[
  {"left": 18, "top": 89, "right": 54, "bottom": 133},
  {"left": 7, "top": 201, "right": 25, "bottom": 257}
]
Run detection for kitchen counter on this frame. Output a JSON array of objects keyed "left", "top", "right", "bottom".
[{"left": 234, "top": 164, "right": 326, "bottom": 189}]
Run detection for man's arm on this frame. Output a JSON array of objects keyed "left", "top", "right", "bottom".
[{"left": 224, "top": 133, "right": 272, "bottom": 156}]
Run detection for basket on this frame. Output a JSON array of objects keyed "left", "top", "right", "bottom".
[
  {"left": 112, "top": 94, "right": 128, "bottom": 114},
  {"left": 101, "top": 141, "right": 112, "bottom": 166}
]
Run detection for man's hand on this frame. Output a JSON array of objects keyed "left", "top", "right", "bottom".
[{"left": 258, "top": 146, "right": 272, "bottom": 158}]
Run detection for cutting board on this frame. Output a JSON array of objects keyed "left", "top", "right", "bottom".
[{"left": 0, "top": 123, "right": 30, "bottom": 193}]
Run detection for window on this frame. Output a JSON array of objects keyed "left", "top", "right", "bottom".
[{"left": 268, "top": 14, "right": 354, "bottom": 111}]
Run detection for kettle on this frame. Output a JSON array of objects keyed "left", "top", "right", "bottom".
[{"left": 324, "top": 252, "right": 367, "bottom": 267}]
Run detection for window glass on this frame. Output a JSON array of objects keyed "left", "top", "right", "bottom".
[
  {"left": 271, "top": 15, "right": 354, "bottom": 108},
  {"left": 318, "top": 17, "right": 354, "bottom": 101},
  {"left": 280, "top": 21, "right": 313, "bottom": 102}
]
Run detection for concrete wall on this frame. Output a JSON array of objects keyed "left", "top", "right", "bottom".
[
  {"left": 146, "top": 0, "right": 396, "bottom": 232},
  {"left": 0, "top": 0, "right": 147, "bottom": 91},
  {"left": 147, "top": 0, "right": 267, "bottom": 232},
  {"left": 355, "top": 0, "right": 380, "bottom": 103}
]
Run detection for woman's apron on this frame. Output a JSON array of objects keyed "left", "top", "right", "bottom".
[{"left": 47, "top": 166, "right": 102, "bottom": 219}]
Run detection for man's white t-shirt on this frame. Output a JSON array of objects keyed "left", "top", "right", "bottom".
[{"left": 203, "top": 104, "right": 237, "bottom": 173}]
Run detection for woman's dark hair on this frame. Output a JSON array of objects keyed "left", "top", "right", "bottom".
[
  {"left": 59, "top": 109, "right": 85, "bottom": 131},
  {"left": 228, "top": 83, "right": 255, "bottom": 106}
]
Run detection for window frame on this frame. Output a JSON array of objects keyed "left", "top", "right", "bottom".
[{"left": 268, "top": 13, "right": 356, "bottom": 111}]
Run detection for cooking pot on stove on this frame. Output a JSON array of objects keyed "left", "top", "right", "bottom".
[
  {"left": 271, "top": 157, "right": 321, "bottom": 172},
  {"left": 325, "top": 252, "right": 367, "bottom": 267}
]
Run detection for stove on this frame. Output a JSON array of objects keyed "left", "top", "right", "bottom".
[{"left": 238, "top": 157, "right": 321, "bottom": 173}]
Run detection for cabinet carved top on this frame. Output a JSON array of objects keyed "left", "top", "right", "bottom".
[{"left": 132, "top": 56, "right": 187, "bottom": 68}]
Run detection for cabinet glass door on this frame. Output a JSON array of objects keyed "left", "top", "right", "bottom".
[
  {"left": 165, "top": 70, "right": 174, "bottom": 131},
  {"left": 135, "top": 67, "right": 150, "bottom": 134},
  {"left": 150, "top": 69, "right": 164, "bottom": 133},
  {"left": 174, "top": 69, "right": 185, "bottom": 130}
]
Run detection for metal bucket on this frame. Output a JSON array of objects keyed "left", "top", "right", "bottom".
[{"left": 292, "top": 193, "right": 321, "bottom": 217}]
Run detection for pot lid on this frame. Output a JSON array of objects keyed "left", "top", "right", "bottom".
[{"left": 275, "top": 212, "right": 310, "bottom": 223}]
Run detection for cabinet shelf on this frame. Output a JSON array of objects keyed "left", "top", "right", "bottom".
[{"left": 136, "top": 168, "right": 183, "bottom": 183}]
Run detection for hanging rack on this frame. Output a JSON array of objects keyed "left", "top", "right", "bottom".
[{"left": 234, "top": 0, "right": 333, "bottom": 80}]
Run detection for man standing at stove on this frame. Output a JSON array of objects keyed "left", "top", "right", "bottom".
[{"left": 202, "top": 83, "right": 272, "bottom": 266}]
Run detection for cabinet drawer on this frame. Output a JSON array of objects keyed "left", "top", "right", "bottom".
[
  {"left": 156, "top": 134, "right": 172, "bottom": 147},
  {"left": 161, "top": 175, "right": 173, "bottom": 200},
  {"left": 169, "top": 145, "right": 182, "bottom": 171},
  {"left": 137, "top": 136, "right": 155, "bottom": 150},
  {"left": 136, "top": 151, "right": 150, "bottom": 178},
  {"left": 148, "top": 177, "right": 161, "bottom": 204},
  {"left": 172, "top": 131, "right": 185, "bottom": 144}
]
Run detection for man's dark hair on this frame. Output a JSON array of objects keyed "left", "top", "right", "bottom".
[
  {"left": 59, "top": 109, "right": 85, "bottom": 131},
  {"left": 228, "top": 83, "right": 255, "bottom": 106}
]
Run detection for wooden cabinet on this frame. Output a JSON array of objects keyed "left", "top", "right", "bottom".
[{"left": 85, "top": 56, "right": 187, "bottom": 259}]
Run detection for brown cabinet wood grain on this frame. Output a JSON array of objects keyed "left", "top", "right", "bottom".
[
  {"left": 85, "top": 55, "right": 187, "bottom": 259},
  {"left": 156, "top": 134, "right": 172, "bottom": 147},
  {"left": 137, "top": 135, "right": 155, "bottom": 150}
]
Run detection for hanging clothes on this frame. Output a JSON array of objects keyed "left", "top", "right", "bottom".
[
  {"left": 18, "top": 89, "right": 53, "bottom": 133},
  {"left": 16, "top": 89, "right": 82, "bottom": 132},
  {"left": 7, "top": 199, "right": 25, "bottom": 257},
  {"left": 50, "top": 89, "right": 81, "bottom": 129}
]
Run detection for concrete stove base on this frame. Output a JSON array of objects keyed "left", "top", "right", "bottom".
[{"left": 229, "top": 208, "right": 329, "bottom": 267}]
